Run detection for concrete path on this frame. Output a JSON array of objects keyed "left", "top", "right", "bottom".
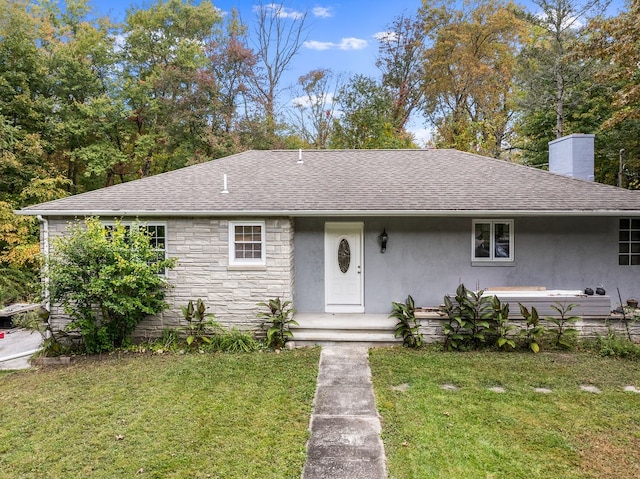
[
  {"left": 302, "top": 345, "right": 387, "bottom": 479},
  {"left": 0, "top": 329, "right": 42, "bottom": 370}
]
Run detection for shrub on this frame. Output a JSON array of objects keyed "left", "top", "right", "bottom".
[
  {"left": 591, "top": 332, "right": 640, "bottom": 360},
  {"left": 390, "top": 295, "right": 424, "bottom": 348},
  {"left": 0, "top": 266, "right": 37, "bottom": 307},
  {"left": 441, "top": 284, "right": 494, "bottom": 350},
  {"left": 518, "top": 304, "right": 545, "bottom": 353},
  {"left": 181, "top": 299, "right": 218, "bottom": 347},
  {"left": 48, "top": 218, "right": 176, "bottom": 353},
  {"left": 257, "top": 297, "right": 297, "bottom": 349},
  {"left": 546, "top": 302, "right": 580, "bottom": 349}
]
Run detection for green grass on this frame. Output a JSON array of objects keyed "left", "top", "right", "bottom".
[
  {"left": 370, "top": 348, "right": 640, "bottom": 479},
  {"left": 0, "top": 349, "right": 320, "bottom": 479}
]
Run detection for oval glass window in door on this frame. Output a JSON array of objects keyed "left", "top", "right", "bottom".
[{"left": 338, "top": 238, "right": 351, "bottom": 273}]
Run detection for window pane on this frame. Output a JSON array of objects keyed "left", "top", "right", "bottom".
[
  {"left": 620, "top": 255, "right": 630, "bottom": 265},
  {"left": 620, "top": 243, "right": 630, "bottom": 254},
  {"left": 233, "top": 224, "right": 263, "bottom": 261},
  {"left": 474, "top": 223, "right": 490, "bottom": 258},
  {"left": 632, "top": 255, "right": 640, "bottom": 266},
  {"left": 632, "top": 219, "right": 640, "bottom": 229},
  {"left": 620, "top": 218, "right": 630, "bottom": 229},
  {"left": 620, "top": 231, "right": 630, "bottom": 242},
  {"left": 633, "top": 244, "right": 640, "bottom": 254},
  {"left": 494, "top": 223, "right": 510, "bottom": 258},
  {"left": 631, "top": 231, "right": 640, "bottom": 242}
]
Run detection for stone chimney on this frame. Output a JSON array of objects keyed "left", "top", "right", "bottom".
[{"left": 549, "top": 134, "right": 595, "bottom": 181}]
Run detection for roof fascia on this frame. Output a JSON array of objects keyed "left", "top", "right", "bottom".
[{"left": 15, "top": 209, "right": 640, "bottom": 218}]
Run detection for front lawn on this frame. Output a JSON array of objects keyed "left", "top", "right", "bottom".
[
  {"left": 370, "top": 348, "right": 640, "bottom": 479},
  {"left": 0, "top": 349, "right": 320, "bottom": 479}
]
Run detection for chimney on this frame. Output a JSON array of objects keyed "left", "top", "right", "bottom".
[{"left": 549, "top": 134, "right": 595, "bottom": 181}]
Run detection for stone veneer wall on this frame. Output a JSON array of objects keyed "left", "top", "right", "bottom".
[
  {"left": 43, "top": 216, "right": 295, "bottom": 340},
  {"left": 417, "top": 316, "right": 640, "bottom": 344}
]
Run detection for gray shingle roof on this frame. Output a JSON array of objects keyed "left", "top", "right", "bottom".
[{"left": 17, "top": 149, "right": 640, "bottom": 217}]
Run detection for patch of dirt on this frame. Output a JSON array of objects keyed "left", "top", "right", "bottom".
[{"left": 577, "top": 433, "right": 640, "bottom": 479}]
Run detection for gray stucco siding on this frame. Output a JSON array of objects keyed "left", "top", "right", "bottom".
[
  {"left": 293, "top": 216, "right": 638, "bottom": 313},
  {"left": 43, "top": 216, "right": 294, "bottom": 338}
]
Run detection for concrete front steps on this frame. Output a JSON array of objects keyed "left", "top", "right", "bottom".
[{"left": 291, "top": 313, "right": 402, "bottom": 347}]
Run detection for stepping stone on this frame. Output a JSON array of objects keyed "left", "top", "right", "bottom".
[
  {"left": 534, "top": 387, "right": 553, "bottom": 394},
  {"left": 488, "top": 386, "right": 505, "bottom": 393},
  {"left": 624, "top": 386, "right": 640, "bottom": 393},
  {"left": 580, "top": 385, "right": 601, "bottom": 393},
  {"left": 391, "top": 383, "right": 409, "bottom": 392},
  {"left": 440, "top": 384, "right": 458, "bottom": 391}
]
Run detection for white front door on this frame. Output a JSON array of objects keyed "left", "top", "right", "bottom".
[{"left": 325, "top": 222, "right": 364, "bottom": 313}]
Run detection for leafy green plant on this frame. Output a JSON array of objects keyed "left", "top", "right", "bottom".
[
  {"left": 0, "top": 266, "right": 37, "bottom": 307},
  {"left": 48, "top": 218, "right": 176, "bottom": 353},
  {"left": 181, "top": 299, "right": 219, "bottom": 347},
  {"left": 215, "top": 327, "right": 259, "bottom": 353},
  {"left": 491, "top": 296, "right": 517, "bottom": 350},
  {"left": 390, "top": 295, "right": 424, "bottom": 348},
  {"left": 590, "top": 331, "right": 640, "bottom": 360},
  {"left": 441, "top": 284, "right": 494, "bottom": 350},
  {"left": 518, "top": 304, "right": 545, "bottom": 353},
  {"left": 546, "top": 302, "right": 580, "bottom": 349},
  {"left": 257, "top": 297, "right": 297, "bottom": 349}
]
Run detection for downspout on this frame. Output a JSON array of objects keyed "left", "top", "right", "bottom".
[{"left": 37, "top": 215, "right": 50, "bottom": 319}]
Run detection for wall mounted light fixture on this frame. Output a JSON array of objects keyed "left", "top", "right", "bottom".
[{"left": 379, "top": 228, "right": 389, "bottom": 253}]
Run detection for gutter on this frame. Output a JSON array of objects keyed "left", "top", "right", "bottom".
[{"left": 16, "top": 209, "right": 640, "bottom": 218}]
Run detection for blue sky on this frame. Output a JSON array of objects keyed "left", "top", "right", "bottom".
[
  {"left": 86, "top": 0, "right": 626, "bottom": 145},
  {"left": 91, "top": 0, "right": 425, "bottom": 82}
]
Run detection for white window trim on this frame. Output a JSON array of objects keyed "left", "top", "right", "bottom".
[
  {"left": 472, "top": 219, "right": 514, "bottom": 263},
  {"left": 102, "top": 220, "right": 169, "bottom": 273},
  {"left": 228, "top": 221, "right": 266, "bottom": 267}
]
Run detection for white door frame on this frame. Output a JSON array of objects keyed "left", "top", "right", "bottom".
[{"left": 324, "top": 222, "right": 364, "bottom": 313}]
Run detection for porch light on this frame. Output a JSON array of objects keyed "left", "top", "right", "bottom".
[{"left": 379, "top": 228, "right": 389, "bottom": 253}]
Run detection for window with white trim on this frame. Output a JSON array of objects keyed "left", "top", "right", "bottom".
[
  {"left": 104, "top": 222, "right": 168, "bottom": 271},
  {"left": 472, "top": 220, "right": 513, "bottom": 262},
  {"left": 229, "top": 221, "right": 265, "bottom": 266},
  {"left": 619, "top": 218, "right": 640, "bottom": 265}
]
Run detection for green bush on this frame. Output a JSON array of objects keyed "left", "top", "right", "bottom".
[
  {"left": 591, "top": 332, "right": 640, "bottom": 360},
  {"left": 0, "top": 266, "right": 37, "bottom": 307},
  {"left": 390, "top": 295, "right": 424, "bottom": 348},
  {"left": 257, "top": 297, "right": 297, "bottom": 349},
  {"left": 48, "top": 218, "right": 176, "bottom": 353}
]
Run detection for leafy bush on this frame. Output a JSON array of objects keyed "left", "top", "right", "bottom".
[
  {"left": 181, "top": 299, "right": 218, "bottom": 347},
  {"left": 441, "top": 284, "right": 494, "bottom": 350},
  {"left": 546, "top": 302, "right": 580, "bottom": 349},
  {"left": 48, "top": 218, "right": 176, "bottom": 353},
  {"left": 518, "top": 304, "right": 545, "bottom": 353},
  {"left": 491, "top": 296, "right": 517, "bottom": 350},
  {"left": 591, "top": 332, "right": 640, "bottom": 360},
  {"left": 257, "top": 297, "right": 297, "bottom": 349},
  {"left": 215, "top": 327, "right": 259, "bottom": 353},
  {"left": 390, "top": 295, "right": 424, "bottom": 348},
  {"left": 0, "top": 266, "right": 37, "bottom": 307}
]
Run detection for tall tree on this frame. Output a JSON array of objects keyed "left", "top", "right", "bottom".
[
  {"left": 330, "top": 75, "right": 415, "bottom": 149},
  {"left": 515, "top": 0, "right": 610, "bottom": 166},
  {"left": 289, "top": 69, "right": 343, "bottom": 148},
  {"left": 419, "top": 0, "right": 526, "bottom": 158},
  {"left": 586, "top": 0, "right": 640, "bottom": 187},
  {"left": 248, "top": 1, "right": 308, "bottom": 140},
  {"left": 122, "top": 0, "right": 223, "bottom": 174},
  {"left": 376, "top": 13, "right": 427, "bottom": 132}
]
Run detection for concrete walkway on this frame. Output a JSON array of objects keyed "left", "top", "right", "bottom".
[
  {"left": 302, "top": 345, "right": 387, "bottom": 479},
  {"left": 0, "top": 328, "right": 42, "bottom": 370}
]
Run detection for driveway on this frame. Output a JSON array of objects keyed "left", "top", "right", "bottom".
[{"left": 0, "top": 328, "right": 43, "bottom": 370}]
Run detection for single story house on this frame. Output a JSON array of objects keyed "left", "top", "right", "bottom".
[{"left": 18, "top": 135, "right": 640, "bottom": 343}]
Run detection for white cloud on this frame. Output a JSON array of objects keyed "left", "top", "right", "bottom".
[
  {"left": 374, "top": 31, "right": 398, "bottom": 43},
  {"left": 254, "top": 3, "right": 305, "bottom": 20},
  {"left": 291, "top": 93, "right": 336, "bottom": 108},
  {"left": 312, "top": 6, "right": 332, "bottom": 18},
  {"left": 304, "top": 37, "right": 368, "bottom": 51}
]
